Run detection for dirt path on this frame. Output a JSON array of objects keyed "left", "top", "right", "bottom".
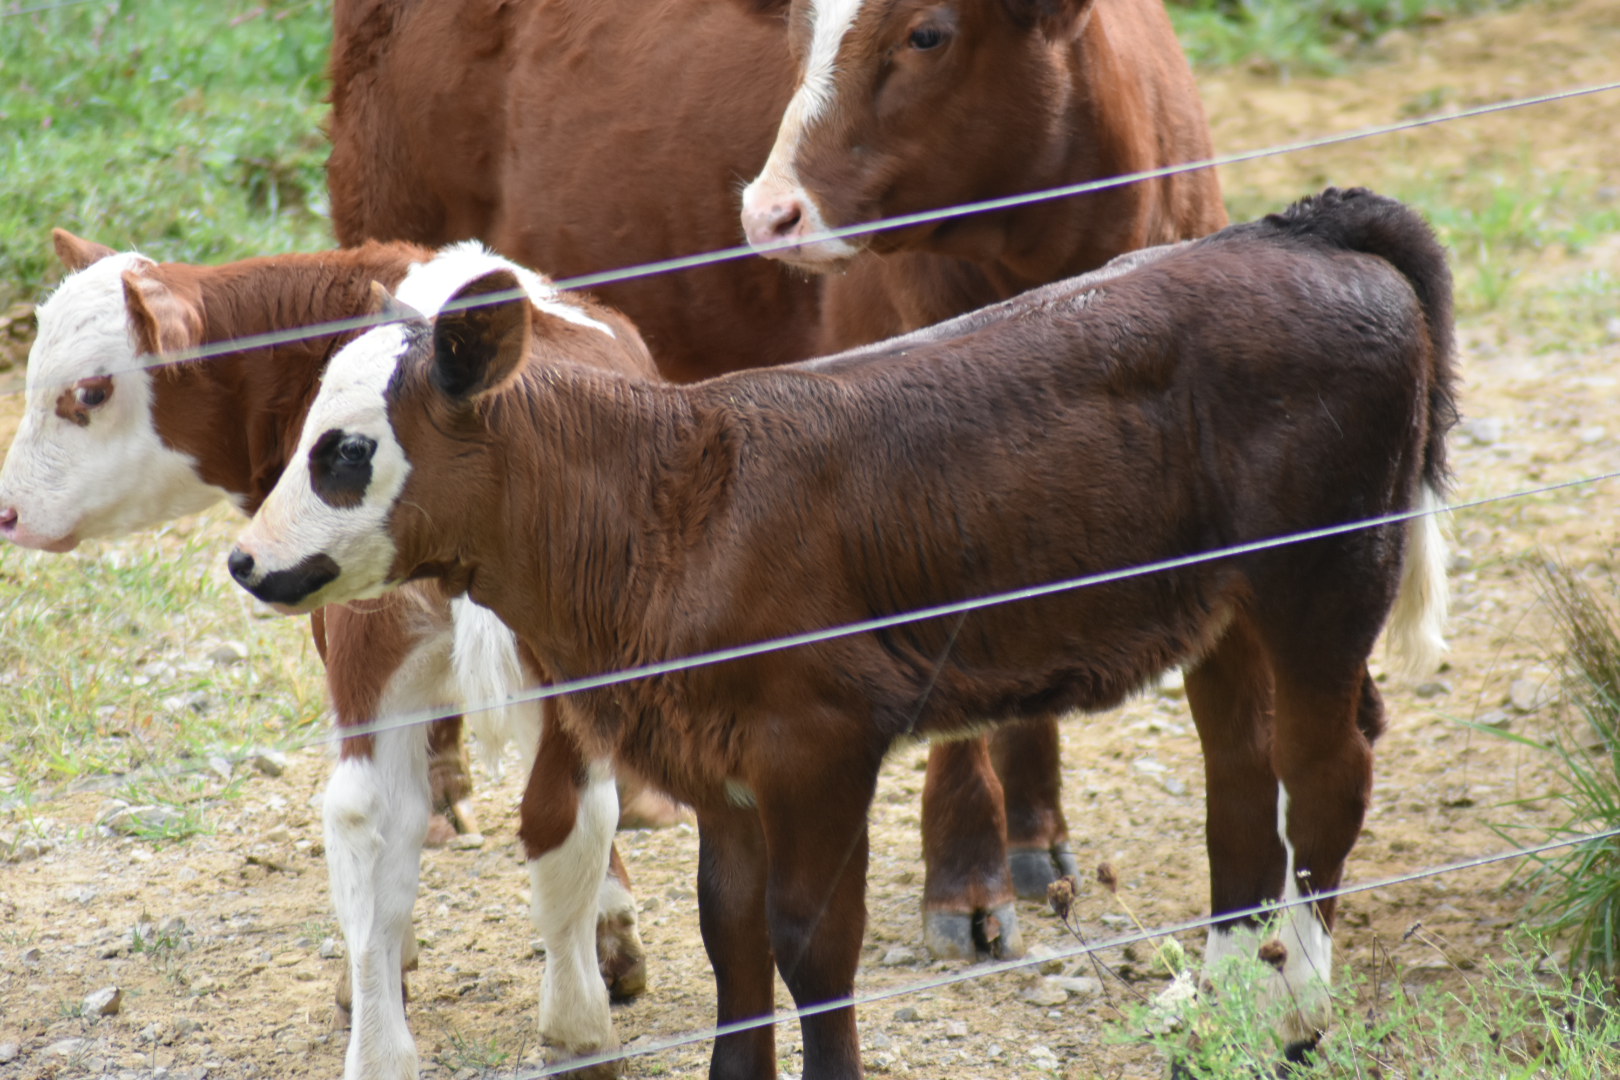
[{"left": 2, "top": 3, "right": 1619, "bottom": 1077}]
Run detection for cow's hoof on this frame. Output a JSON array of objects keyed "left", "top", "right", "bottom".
[
  {"left": 597, "top": 913, "right": 648, "bottom": 1002},
  {"left": 1009, "top": 842, "right": 1079, "bottom": 900},
  {"left": 923, "top": 901, "right": 1024, "bottom": 961},
  {"left": 423, "top": 812, "right": 458, "bottom": 849},
  {"left": 617, "top": 785, "right": 692, "bottom": 830},
  {"left": 543, "top": 1044, "right": 622, "bottom": 1079}
]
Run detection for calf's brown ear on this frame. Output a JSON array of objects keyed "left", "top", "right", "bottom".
[
  {"left": 727, "top": 0, "right": 792, "bottom": 16},
  {"left": 54, "top": 229, "right": 117, "bottom": 272},
  {"left": 123, "top": 266, "right": 205, "bottom": 357},
  {"left": 430, "top": 269, "right": 533, "bottom": 401}
]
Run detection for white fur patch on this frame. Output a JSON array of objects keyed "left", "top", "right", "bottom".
[
  {"left": 451, "top": 595, "right": 542, "bottom": 774},
  {"left": 529, "top": 759, "right": 619, "bottom": 1056},
  {"left": 0, "top": 252, "right": 231, "bottom": 549},
  {"left": 1385, "top": 482, "right": 1449, "bottom": 677},
  {"left": 1201, "top": 785, "right": 1334, "bottom": 1045},
  {"left": 739, "top": 0, "right": 865, "bottom": 262}
]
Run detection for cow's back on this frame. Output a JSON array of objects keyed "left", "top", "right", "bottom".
[{"left": 328, "top": 0, "right": 824, "bottom": 381}]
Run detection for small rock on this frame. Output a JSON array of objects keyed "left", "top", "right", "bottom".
[
  {"left": 1020, "top": 977, "right": 1071, "bottom": 1008},
  {"left": 1028, "top": 1044, "right": 1059, "bottom": 1064},
  {"left": 207, "top": 642, "right": 248, "bottom": 666},
  {"left": 319, "top": 937, "right": 342, "bottom": 960},
  {"left": 866, "top": 1050, "right": 897, "bottom": 1073},
  {"left": 1579, "top": 426, "right": 1608, "bottom": 445},
  {"left": 1414, "top": 680, "right": 1452, "bottom": 698},
  {"left": 101, "top": 804, "right": 187, "bottom": 836},
  {"left": 250, "top": 749, "right": 288, "bottom": 778},
  {"left": 879, "top": 946, "right": 919, "bottom": 967},
  {"left": 866, "top": 1030, "right": 893, "bottom": 1050},
  {"left": 1053, "top": 975, "right": 1103, "bottom": 1000},
  {"left": 892, "top": 1006, "right": 922, "bottom": 1023},
  {"left": 45, "top": 1037, "right": 89, "bottom": 1057},
  {"left": 1477, "top": 708, "right": 1513, "bottom": 730},
  {"left": 942, "top": 1020, "right": 968, "bottom": 1039},
  {"left": 1132, "top": 757, "right": 1167, "bottom": 775},
  {"left": 1162, "top": 777, "right": 1188, "bottom": 797},
  {"left": 158, "top": 915, "right": 187, "bottom": 938},
  {"left": 1509, "top": 677, "right": 1554, "bottom": 714},
  {"left": 207, "top": 756, "right": 233, "bottom": 782},
  {"left": 84, "top": 986, "right": 123, "bottom": 1017},
  {"left": 0, "top": 1042, "right": 17, "bottom": 1064},
  {"left": 448, "top": 833, "right": 485, "bottom": 851},
  {"left": 139, "top": 1023, "right": 164, "bottom": 1044},
  {"left": 21, "top": 946, "right": 42, "bottom": 965}
]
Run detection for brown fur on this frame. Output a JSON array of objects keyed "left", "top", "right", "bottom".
[
  {"left": 342, "top": 190, "right": 1455, "bottom": 1079},
  {"left": 327, "top": 0, "right": 1228, "bottom": 936}
]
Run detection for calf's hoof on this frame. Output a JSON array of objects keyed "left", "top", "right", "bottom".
[
  {"left": 597, "top": 911, "right": 648, "bottom": 1002},
  {"left": 616, "top": 784, "right": 692, "bottom": 830},
  {"left": 543, "top": 1042, "right": 622, "bottom": 1079},
  {"left": 1008, "top": 841, "right": 1079, "bottom": 900},
  {"left": 922, "top": 901, "right": 1024, "bottom": 961}
]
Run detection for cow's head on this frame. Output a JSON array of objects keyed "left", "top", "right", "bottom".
[
  {"left": 229, "top": 271, "right": 532, "bottom": 614},
  {"left": 738, "top": 0, "right": 1097, "bottom": 269},
  {"left": 0, "top": 230, "right": 226, "bottom": 552}
]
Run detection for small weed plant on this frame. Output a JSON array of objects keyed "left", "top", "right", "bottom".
[{"left": 1485, "top": 558, "right": 1620, "bottom": 977}]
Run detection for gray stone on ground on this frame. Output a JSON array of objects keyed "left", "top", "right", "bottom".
[
  {"left": 1020, "top": 977, "right": 1071, "bottom": 1007},
  {"left": 878, "top": 945, "right": 919, "bottom": 967},
  {"left": 207, "top": 641, "right": 248, "bottom": 666},
  {"left": 83, "top": 986, "right": 123, "bottom": 1017},
  {"left": 250, "top": 749, "right": 288, "bottom": 777},
  {"left": 0, "top": 1042, "right": 17, "bottom": 1065},
  {"left": 101, "top": 804, "right": 187, "bottom": 836}
]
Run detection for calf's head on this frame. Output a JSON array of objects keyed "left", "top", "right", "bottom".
[
  {"left": 229, "top": 272, "right": 532, "bottom": 614},
  {"left": 0, "top": 230, "right": 224, "bottom": 552},
  {"left": 738, "top": 0, "right": 1097, "bottom": 268}
]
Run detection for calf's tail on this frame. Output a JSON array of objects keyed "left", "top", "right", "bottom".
[{"left": 1272, "top": 187, "right": 1459, "bottom": 676}]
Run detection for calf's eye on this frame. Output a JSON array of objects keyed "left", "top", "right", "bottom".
[
  {"left": 907, "top": 25, "right": 945, "bottom": 50},
  {"left": 337, "top": 436, "right": 375, "bottom": 465}
]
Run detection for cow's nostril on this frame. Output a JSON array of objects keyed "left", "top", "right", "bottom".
[
  {"left": 227, "top": 548, "right": 256, "bottom": 582},
  {"left": 771, "top": 202, "right": 804, "bottom": 239},
  {"left": 0, "top": 507, "right": 17, "bottom": 532}
]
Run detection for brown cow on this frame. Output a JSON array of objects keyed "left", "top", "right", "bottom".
[
  {"left": 0, "top": 236, "right": 651, "bottom": 1080},
  {"left": 327, "top": 0, "right": 1226, "bottom": 958},
  {"left": 231, "top": 189, "right": 1457, "bottom": 1079}
]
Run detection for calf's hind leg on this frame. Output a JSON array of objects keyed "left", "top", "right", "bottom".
[
  {"left": 990, "top": 715, "right": 1078, "bottom": 895},
  {"left": 921, "top": 737, "right": 1022, "bottom": 960},
  {"left": 696, "top": 804, "right": 777, "bottom": 1080}
]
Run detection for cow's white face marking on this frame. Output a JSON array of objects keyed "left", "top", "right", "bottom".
[
  {"left": 0, "top": 252, "right": 230, "bottom": 551},
  {"left": 740, "top": 0, "right": 866, "bottom": 264},
  {"left": 235, "top": 244, "right": 605, "bottom": 612}
]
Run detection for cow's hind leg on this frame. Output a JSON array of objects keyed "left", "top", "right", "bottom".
[
  {"left": 696, "top": 803, "right": 776, "bottom": 1080},
  {"left": 921, "top": 737, "right": 1021, "bottom": 960},
  {"left": 989, "top": 714, "right": 1077, "bottom": 897},
  {"left": 425, "top": 713, "right": 478, "bottom": 843}
]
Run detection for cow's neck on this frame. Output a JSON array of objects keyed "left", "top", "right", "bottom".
[
  {"left": 458, "top": 368, "right": 681, "bottom": 682},
  {"left": 151, "top": 245, "right": 428, "bottom": 512}
]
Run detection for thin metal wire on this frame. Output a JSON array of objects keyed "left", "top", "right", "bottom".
[
  {"left": 504, "top": 824, "right": 1620, "bottom": 1078},
  {"left": 83, "top": 78, "right": 1620, "bottom": 378},
  {"left": 4, "top": 466, "right": 1614, "bottom": 813}
]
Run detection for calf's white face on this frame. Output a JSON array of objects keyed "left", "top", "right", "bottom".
[
  {"left": 0, "top": 240, "right": 228, "bottom": 552},
  {"left": 228, "top": 313, "right": 416, "bottom": 613}
]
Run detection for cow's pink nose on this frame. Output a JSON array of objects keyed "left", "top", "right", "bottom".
[{"left": 743, "top": 198, "right": 807, "bottom": 250}]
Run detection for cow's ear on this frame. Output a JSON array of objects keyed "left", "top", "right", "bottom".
[
  {"left": 123, "top": 264, "right": 205, "bottom": 357},
  {"left": 1000, "top": 0, "right": 1097, "bottom": 38},
  {"left": 429, "top": 270, "right": 532, "bottom": 401},
  {"left": 54, "top": 229, "right": 117, "bottom": 272}
]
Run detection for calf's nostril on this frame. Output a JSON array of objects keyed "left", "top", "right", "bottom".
[
  {"left": 227, "top": 548, "right": 256, "bottom": 582},
  {"left": 0, "top": 507, "right": 17, "bottom": 532}
]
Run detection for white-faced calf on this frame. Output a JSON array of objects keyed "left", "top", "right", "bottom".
[
  {"left": 0, "top": 235, "right": 651, "bottom": 1080},
  {"left": 231, "top": 188, "right": 1456, "bottom": 1079}
]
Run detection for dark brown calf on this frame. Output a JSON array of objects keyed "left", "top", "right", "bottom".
[
  {"left": 232, "top": 189, "right": 1457, "bottom": 1078},
  {"left": 328, "top": 0, "right": 1227, "bottom": 954}
]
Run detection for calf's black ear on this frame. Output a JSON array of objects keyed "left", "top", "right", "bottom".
[{"left": 429, "top": 269, "right": 533, "bottom": 401}]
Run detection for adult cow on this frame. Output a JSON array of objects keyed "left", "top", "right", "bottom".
[{"left": 327, "top": 0, "right": 1225, "bottom": 957}]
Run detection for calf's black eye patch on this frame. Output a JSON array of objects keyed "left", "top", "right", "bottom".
[{"left": 310, "top": 429, "right": 376, "bottom": 509}]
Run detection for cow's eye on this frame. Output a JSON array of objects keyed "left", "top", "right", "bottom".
[
  {"left": 75, "top": 378, "right": 112, "bottom": 409},
  {"left": 907, "top": 25, "right": 946, "bottom": 50},
  {"left": 337, "top": 436, "right": 375, "bottom": 465}
]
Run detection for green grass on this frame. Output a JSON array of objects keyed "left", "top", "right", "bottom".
[
  {"left": 1123, "top": 945, "right": 1620, "bottom": 1078},
  {"left": 0, "top": 508, "right": 325, "bottom": 806},
  {"left": 0, "top": 0, "right": 334, "bottom": 309},
  {"left": 1169, "top": 0, "right": 1521, "bottom": 72}
]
